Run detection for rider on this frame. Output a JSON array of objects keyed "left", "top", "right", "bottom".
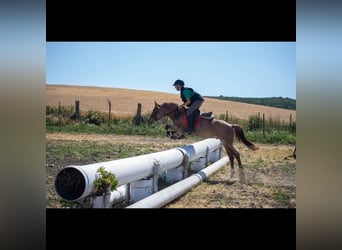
[{"left": 173, "top": 79, "right": 204, "bottom": 134}]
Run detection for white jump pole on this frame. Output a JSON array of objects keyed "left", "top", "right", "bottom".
[
  {"left": 126, "top": 156, "right": 229, "bottom": 208},
  {"left": 54, "top": 138, "right": 222, "bottom": 202}
]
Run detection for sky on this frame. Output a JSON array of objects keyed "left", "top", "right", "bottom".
[{"left": 46, "top": 42, "right": 296, "bottom": 99}]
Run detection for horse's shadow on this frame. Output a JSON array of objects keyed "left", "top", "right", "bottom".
[
  {"left": 205, "top": 179, "right": 237, "bottom": 186},
  {"left": 204, "top": 167, "right": 248, "bottom": 185}
]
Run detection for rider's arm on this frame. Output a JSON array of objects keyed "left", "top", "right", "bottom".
[
  {"left": 178, "top": 99, "right": 191, "bottom": 109},
  {"left": 178, "top": 89, "right": 193, "bottom": 109}
]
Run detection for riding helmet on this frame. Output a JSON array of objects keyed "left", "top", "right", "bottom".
[{"left": 173, "top": 79, "right": 184, "bottom": 86}]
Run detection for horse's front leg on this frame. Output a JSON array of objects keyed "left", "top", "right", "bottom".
[
  {"left": 165, "top": 124, "right": 186, "bottom": 139},
  {"left": 165, "top": 124, "right": 178, "bottom": 131}
]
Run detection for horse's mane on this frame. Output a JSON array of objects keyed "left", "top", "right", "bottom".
[
  {"left": 161, "top": 102, "right": 178, "bottom": 109},
  {"left": 160, "top": 102, "right": 184, "bottom": 117}
]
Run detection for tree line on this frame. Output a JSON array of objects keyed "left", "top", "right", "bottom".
[{"left": 205, "top": 96, "right": 296, "bottom": 110}]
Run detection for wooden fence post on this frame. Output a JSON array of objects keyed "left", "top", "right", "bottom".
[
  {"left": 262, "top": 113, "right": 265, "bottom": 137},
  {"left": 71, "top": 100, "right": 80, "bottom": 120},
  {"left": 75, "top": 100, "right": 80, "bottom": 117},
  {"left": 107, "top": 100, "right": 111, "bottom": 126},
  {"left": 134, "top": 103, "right": 143, "bottom": 126}
]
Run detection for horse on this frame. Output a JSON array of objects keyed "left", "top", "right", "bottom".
[{"left": 148, "top": 101, "right": 259, "bottom": 169}]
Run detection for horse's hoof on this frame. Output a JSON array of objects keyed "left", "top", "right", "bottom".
[{"left": 170, "top": 135, "right": 179, "bottom": 140}]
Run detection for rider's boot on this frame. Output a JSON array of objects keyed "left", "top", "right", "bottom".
[{"left": 186, "top": 114, "right": 195, "bottom": 135}]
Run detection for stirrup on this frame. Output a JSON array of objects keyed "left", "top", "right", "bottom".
[
  {"left": 185, "top": 128, "right": 195, "bottom": 135},
  {"left": 200, "top": 112, "right": 213, "bottom": 118},
  {"left": 201, "top": 111, "right": 212, "bottom": 117}
]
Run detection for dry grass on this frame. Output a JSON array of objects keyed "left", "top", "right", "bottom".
[
  {"left": 46, "top": 84, "right": 296, "bottom": 122},
  {"left": 46, "top": 133, "right": 296, "bottom": 208}
]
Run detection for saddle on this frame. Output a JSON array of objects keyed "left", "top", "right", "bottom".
[
  {"left": 183, "top": 110, "right": 214, "bottom": 128},
  {"left": 200, "top": 111, "right": 214, "bottom": 119}
]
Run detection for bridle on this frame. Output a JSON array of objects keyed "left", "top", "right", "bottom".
[{"left": 153, "top": 105, "right": 179, "bottom": 120}]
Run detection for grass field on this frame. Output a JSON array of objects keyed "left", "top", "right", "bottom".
[
  {"left": 46, "top": 134, "right": 296, "bottom": 208},
  {"left": 46, "top": 84, "right": 296, "bottom": 122}
]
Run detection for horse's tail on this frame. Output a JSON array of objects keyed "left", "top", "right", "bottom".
[{"left": 232, "top": 124, "right": 259, "bottom": 151}]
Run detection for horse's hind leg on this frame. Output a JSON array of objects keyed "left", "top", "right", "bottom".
[
  {"left": 227, "top": 144, "right": 242, "bottom": 168},
  {"left": 222, "top": 142, "right": 235, "bottom": 169},
  {"left": 227, "top": 151, "right": 235, "bottom": 169}
]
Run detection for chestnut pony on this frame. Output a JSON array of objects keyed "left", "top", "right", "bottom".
[{"left": 148, "top": 102, "right": 258, "bottom": 168}]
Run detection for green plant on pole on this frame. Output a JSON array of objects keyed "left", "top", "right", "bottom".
[{"left": 93, "top": 166, "right": 118, "bottom": 196}]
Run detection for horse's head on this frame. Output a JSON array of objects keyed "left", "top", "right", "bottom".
[
  {"left": 148, "top": 101, "right": 163, "bottom": 124},
  {"left": 148, "top": 102, "right": 178, "bottom": 124}
]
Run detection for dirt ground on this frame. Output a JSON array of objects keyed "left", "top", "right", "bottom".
[{"left": 46, "top": 133, "right": 296, "bottom": 208}]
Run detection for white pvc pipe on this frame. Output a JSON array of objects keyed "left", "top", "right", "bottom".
[
  {"left": 55, "top": 138, "right": 222, "bottom": 202},
  {"left": 55, "top": 149, "right": 184, "bottom": 201},
  {"left": 90, "top": 184, "right": 127, "bottom": 208},
  {"left": 181, "top": 138, "right": 221, "bottom": 162},
  {"left": 126, "top": 156, "right": 229, "bottom": 208},
  {"left": 109, "top": 184, "right": 127, "bottom": 204}
]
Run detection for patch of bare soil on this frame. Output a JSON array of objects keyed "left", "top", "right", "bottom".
[
  {"left": 46, "top": 133, "right": 195, "bottom": 147},
  {"left": 46, "top": 133, "right": 296, "bottom": 208},
  {"left": 165, "top": 144, "right": 296, "bottom": 208}
]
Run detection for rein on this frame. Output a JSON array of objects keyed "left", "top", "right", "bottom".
[{"left": 156, "top": 105, "right": 179, "bottom": 119}]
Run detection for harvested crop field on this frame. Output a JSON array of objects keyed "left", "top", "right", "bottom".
[{"left": 46, "top": 84, "right": 296, "bottom": 122}]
